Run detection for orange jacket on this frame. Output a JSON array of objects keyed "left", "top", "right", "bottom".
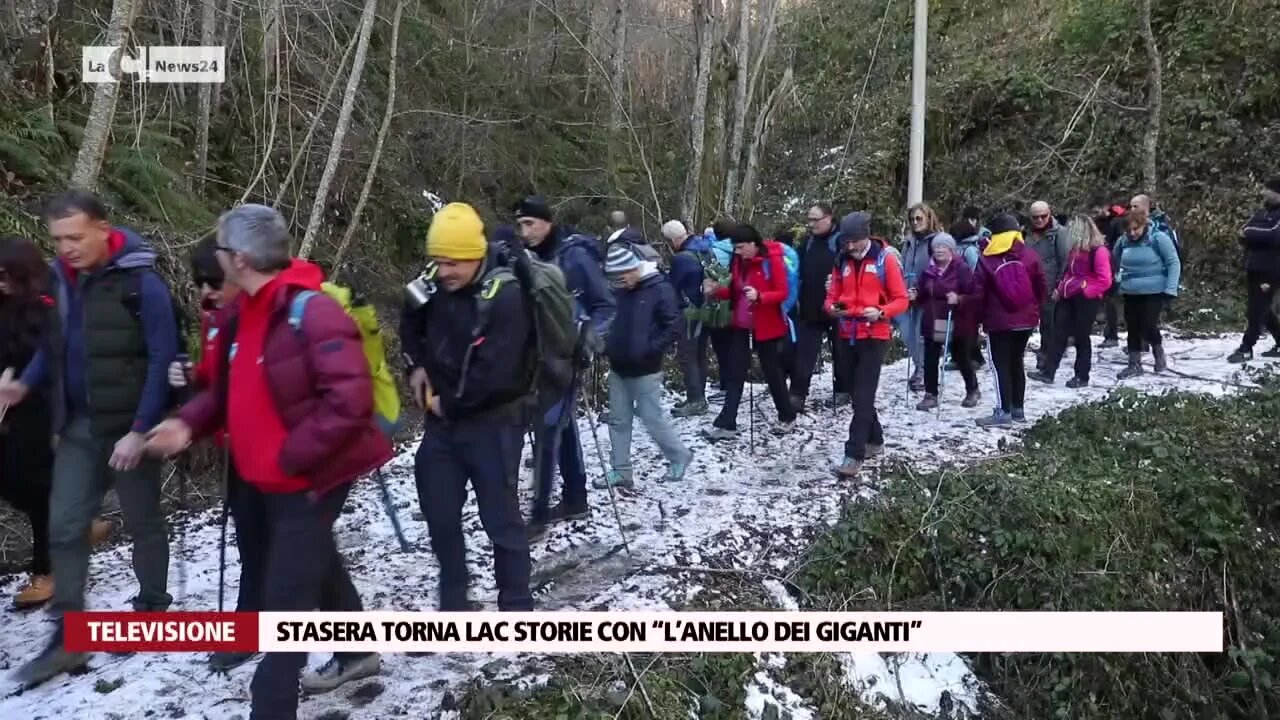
[{"left": 823, "top": 240, "right": 910, "bottom": 341}]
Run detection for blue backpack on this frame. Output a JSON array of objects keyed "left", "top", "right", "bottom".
[{"left": 761, "top": 240, "right": 801, "bottom": 340}]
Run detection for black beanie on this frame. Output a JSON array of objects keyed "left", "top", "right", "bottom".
[
  {"left": 729, "top": 223, "right": 763, "bottom": 246},
  {"left": 1265, "top": 177, "right": 1280, "bottom": 194},
  {"left": 513, "top": 194, "right": 553, "bottom": 222},
  {"left": 988, "top": 213, "right": 1021, "bottom": 235}
]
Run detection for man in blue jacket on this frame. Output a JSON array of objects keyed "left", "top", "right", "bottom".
[
  {"left": 515, "top": 195, "right": 615, "bottom": 540},
  {"left": 1, "top": 190, "right": 179, "bottom": 686},
  {"left": 662, "top": 219, "right": 712, "bottom": 416}
]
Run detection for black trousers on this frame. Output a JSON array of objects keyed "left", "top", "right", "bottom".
[
  {"left": 1044, "top": 297, "right": 1101, "bottom": 381},
  {"left": 1241, "top": 272, "right": 1280, "bottom": 351},
  {"left": 676, "top": 318, "right": 710, "bottom": 402},
  {"left": 225, "top": 460, "right": 267, "bottom": 612},
  {"left": 0, "top": 438, "right": 51, "bottom": 576},
  {"left": 1123, "top": 294, "right": 1165, "bottom": 353},
  {"left": 790, "top": 319, "right": 847, "bottom": 401},
  {"left": 988, "top": 330, "right": 1031, "bottom": 412},
  {"left": 924, "top": 336, "right": 979, "bottom": 396},
  {"left": 707, "top": 328, "right": 732, "bottom": 392},
  {"left": 841, "top": 339, "right": 887, "bottom": 460},
  {"left": 1102, "top": 286, "right": 1121, "bottom": 340},
  {"left": 714, "top": 329, "right": 796, "bottom": 431}
]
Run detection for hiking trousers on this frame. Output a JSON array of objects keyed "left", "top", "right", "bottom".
[
  {"left": 898, "top": 306, "right": 925, "bottom": 373},
  {"left": 608, "top": 371, "right": 690, "bottom": 476},
  {"left": 1037, "top": 301, "right": 1058, "bottom": 368},
  {"left": 988, "top": 330, "right": 1032, "bottom": 412},
  {"left": 924, "top": 336, "right": 979, "bottom": 396},
  {"left": 1045, "top": 297, "right": 1101, "bottom": 381},
  {"left": 48, "top": 415, "right": 170, "bottom": 613},
  {"left": 713, "top": 329, "right": 796, "bottom": 431},
  {"left": 415, "top": 416, "right": 532, "bottom": 611},
  {"left": 707, "top": 327, "right": 733, "bottom": 392},
  {"left": 0, "top": 435, "right": 52, "bottom": 576},
  {"left": 226, "top": 460, "right": 268, "bottom": 612},
  {"left": 841, "top": 339, "right": 887, "bottom": 461},
  {"left": 1102, "top": 286, "right": 1121, "bottom": 340},
  {"left": 676, "top": 318, "right": 710, "bottom": 403},
  {"left": 250, "top": 483, "right": 368, "bottom": 720},
  {"left": 790, "top": 319, "right": 847, "bottom": 402},
  {"left": 1241, "top": 272, "right": 1280, "bottom": 351},
  {"left": 531, "top": 381, "right": 588, "bottom": 518},
  {"left": 1123, "top": 294, "right": 1165, "bottom": 353}
]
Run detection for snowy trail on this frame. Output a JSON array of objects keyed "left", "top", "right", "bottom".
[{"left": 0, "top": 335, "right": 1270, "bottom": 719}]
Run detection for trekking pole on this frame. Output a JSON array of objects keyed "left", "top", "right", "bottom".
[
  {"left": 374, "top": 467, "right": 411, "bottom": 552},
  {"left": 173, "top": 352, "right": 192, "bottom": 606},
  {"left": 985, "top": 333, "right": 1002, "bottom": 414},
  {"left": 748, "top": 334, "right": 756, "bottom": 454},
  {"left": 584, "top": 357, "right": 632, "bottom": 556},
  {"left": 217, "top": 447, "right": 229, "bottom": 613},
  {"left": 938, "top": 310, "right": 953, "bottom": 420}
]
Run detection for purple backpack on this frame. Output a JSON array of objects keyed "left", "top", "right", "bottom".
[{"left": 991, "top": 256, "right": 1036, "bottom": 312}]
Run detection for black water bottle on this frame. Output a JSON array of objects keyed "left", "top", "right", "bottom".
[{"left": 174, "top": 351, "right": 193, "bottom": 405}]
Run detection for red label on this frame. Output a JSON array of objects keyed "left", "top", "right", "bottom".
[{"left": 63, "top": 612, "right": 259, "bottom": 653}]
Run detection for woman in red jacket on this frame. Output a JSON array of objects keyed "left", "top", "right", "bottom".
[
  {"left": 701, "top": 223, "right": 797, "bottom": 439},
  {"left": 823, "top": 212, "right": 909, "bottom": 478}
]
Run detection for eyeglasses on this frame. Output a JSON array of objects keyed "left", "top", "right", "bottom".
[
  {"left": 806, "top": 216, "right": 827, "bottom": 224},
  {"left": 1031, "top": 213, "right": 1050, "bottom": 220}
]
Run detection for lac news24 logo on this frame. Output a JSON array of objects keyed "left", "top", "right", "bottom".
[{"left": 82, "top": 45, "right": 225, "bottom": 84}]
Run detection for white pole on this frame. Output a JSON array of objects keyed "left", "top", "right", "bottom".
[{"left": 907, "top": 0, "right": 928, "bottom": 207}]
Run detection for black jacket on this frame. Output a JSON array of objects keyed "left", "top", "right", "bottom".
[
  {"left": 399, "top": 249, "right": 533, "bottom": 421},
  {"left": 0, "top": 300, "right": 54, "bottom": 492},
  {"left": 605, "top": 271, "right": 680, "bottom": 378},
  {"left": 1242, "top": 205, "right": 1280, "bottom": 278},
  {"left": 798, "top": 229, "right": 838, "bottom": 323}
]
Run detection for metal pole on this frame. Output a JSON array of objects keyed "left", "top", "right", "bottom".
[{"left": 907, "top": 0, "right": 928, "bottom": 207}]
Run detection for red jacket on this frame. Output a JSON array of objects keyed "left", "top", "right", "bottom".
[
  {"left": 193, "top": 308, "right": 228, "bottom": 447},
  {"left": 178, "top": 259, "right": 392, "bottom": 495},
  {"left": 713, "top": 240, "right": 790, "bottom": 342},
  {"left": 823, "top": 239, "right": 909, "bottom": 341}
]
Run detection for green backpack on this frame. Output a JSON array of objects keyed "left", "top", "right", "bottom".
[{"left": 686, "top": 249, "right": 731, "bottom": 329}]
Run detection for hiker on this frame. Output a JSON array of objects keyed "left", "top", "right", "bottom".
[
  {"left": 1028, "top": 215, "right": 1113, "bottom": 388},
  {"left": 0, "top": 236, "right": 57, "bottom": 609},
  {"left": 962, "top": 205, "right": 991, "bottom": 240},
  {"left": 514, "top": 195, "right": 614, "bottom": 536},
  {"left": 608, "top": 209, "right": 629, "bottom": 235},
  {"left": 1228, "top": 176, "right": 1280, "bottom": 363},
  {"left": 1025, "top": 201, "right": 1072, "bottom": 373},
  {"left": 663, "top": 220, "right": 713, "bottom": 416},
  {"left": 790, "top": 203, "right": 850, "bottom": 412},
  {"left": 915, "top": 233, "right": 981, "bottom": 410},
  {"left": 702, "top": 223, "right": 798, "bottom": 439},
  {"left": 1090, "top": 195, "right": 1128, "bottom": 348},
  {"left": 164, "top": 236, "right": 260, "bottom": 672},
  {"left": 599, "top": 242, "right": 693, "bottom": 488},
  {"left": 1113, "top": 196, "right": 1180, "bottom": 378},
  {"left": 146, "top": 204, "right": 390, "bottom": 716},
  {"left": 947, "top": 218, "right": 986, "bottom": 373},
  {"left": 901, "top": 203, "right": 942, "bottom": 392},
  {"left": 705, "top": 220, "right": 738, "bottom": 397},
  {"left": 971, "top": 213, "right": 1047, "bottom": 428},
  {"left": 824, "top": 212, "right": 909, "bottom": 477},
  {"left": 0, "top": 191, "right": 178, "bottom": 685}
]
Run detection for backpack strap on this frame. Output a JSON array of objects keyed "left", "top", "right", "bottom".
[
  {"left": 457, "top": 267, "right": 516, "bottom": 401},
  {"left": 287, "top": 289, "right": 319, "bottom": 334}
]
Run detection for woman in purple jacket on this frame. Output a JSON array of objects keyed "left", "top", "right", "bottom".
[
  {"left": 972, "top": 213, "right": 1047, "bottom": 428},
  {"left": 915, "top": 234, "right": 981, "bottom": 410}
]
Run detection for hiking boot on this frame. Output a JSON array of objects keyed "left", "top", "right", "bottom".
[
  {"left": 1099, "top": 337, "right": 1119, "bottom": 349},
  {"left": 771, "top": 420, "right": 796, "bottom": 436},
  {"left": 865, "top": 443, "right": 884, "bottom": 458},
  {"left": 208, "top": 651, "right": 258, "bottom": 673},
  {"left": 13, "top": 628, "right": 89, "bottom": 687},
  {"left": 90, "top": 518, "right": 112, "bottom": 547},
  {"left": 300, "top": 653, "right": 381, "bottom": 695},
  {"left": 908, "top": 370, "right": 925, "bottom": 392},
  {"left": 976, "top": 410, "right": 1014, "bottom": 428},
  {"left": 915, "top": 394, "right": 938, "bottom": 411},
  {"left": 834, "top": 457, "right": 862, "bottom": 478},
  {"left": 831, "top": 392, "right": 851, "bottom": 407},
  {"left": 1011, "top": 408, "right": 1026, "bottom": 423},
  {"left": 1065, "top": 377, "right": 1089, "bottom": 389},
  {"left": 13, "top": 575, "right": 54, "bottom": 609},
  {"left": 664, "top": 449, "right": 695, "bottom": 483},
  {"left": 1117, "top": 352, "right": 1144, "bottom": 380},
  {"left": 944, "top": 360, "right": 959, "bottom": 372},
  {"left": 1152, "top": 345, "right": 1168, "bottom": 374},
  {"left": 671, "top": 399, "right": 709, "bottom": 417},
  {"left": 961, "top": 389, "right": 981, "bottom": 408},
  {"left": 546, "top": 503, "right": 589, "bottom": 523},
  {"left": 593, "top": 470, "right": 634, "bottom": 491},
  {"left": 703, "top": 426, "right": 737, "bottom": 441},
  {"left": 1263, "top": 346, "right": 1280, "bottom": 358},
  {"left": 598, "top": 410, "right": 612, "bottom": 425},
  {"left": 1026, "top": 369, "right": 1054, "bottom": 384},
  {"left": 1227, "top": 349, "right": 1251, "bottom": 364}
]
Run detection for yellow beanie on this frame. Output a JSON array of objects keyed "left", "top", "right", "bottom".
[{"left": 427, "top": 202, "right": 486, "bottom": 260}]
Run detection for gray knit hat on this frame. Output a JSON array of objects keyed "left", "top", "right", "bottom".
[
  {"left": 930, "top": 232, "right": 957, "bottom": 253},
  {"left": 839, "top": 211, "right": 872, "bottom": 241},
  {"left": 605, "top": 242, "right": 642, "bottom": 275}
]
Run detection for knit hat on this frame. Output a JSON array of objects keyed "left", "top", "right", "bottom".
[
  {"left": 605, "top": 242, "right": 642, "bottom": 275},
  {"left": 513, "top": 194, "right": 553, "bottom": 222},
  {"left": 931, "top": 232, "right": 957, "bottom": 253},
  {"left": 729, "top": 223, "right": 763, "bottom": 246},
  {"left": 988, "top": 212, "right": 1021, "bottom": 235},
  {"left": 839, "top": 211, "right": 872, "bottom": 241},
  {"left": 1265, "top": 176, "right": 1280, "bottom": 194},
  {"left": 661, "top": 220, "right": 687, "bottom": 241},
  {"left": 427, "top": 202, "right": 487, "bottom": 260}
]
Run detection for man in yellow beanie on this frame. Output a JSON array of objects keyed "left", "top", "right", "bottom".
[{"left": 399, "top": 201, "right": 534, "bottom": 611}]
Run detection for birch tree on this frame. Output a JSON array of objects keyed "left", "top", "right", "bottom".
[
  {"left": 298, "top": 0, "right": 378, "bottom": 259},
  {"left": 70, "top": 0, "right": 137, "bottom": 189},
  {"left": 682, "top": 0, "right": 714, "bottom": 223}
]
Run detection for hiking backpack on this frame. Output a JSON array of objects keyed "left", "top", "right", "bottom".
[
  {"left": 1150, "top": 212, "right": 1185, "bottom": 267},
  {"left": 689, "top": 248, "right": 731, "bottom": 329},
  {"left": 288, "top": 282, "right": 402, "bottom": 438},
  {"left": 121, "top": 269, "right": 190, "bottom": 410},
  {"left": 760, "top": 240, "right": 801, "bottom": 340},
  {"left": 990, "top": 257, "right": 1036, "bottom": 312}
]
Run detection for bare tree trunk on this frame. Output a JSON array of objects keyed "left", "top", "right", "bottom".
[
  {"left": 70, "top": 0, "right": 137, "bottom": 189},
  {"left": 607, "top": 0, "right": 628, "bottom": 178},
  {"left": 1139, "top": 0, "right": 1162, "bottom": 197},
  {"left": 193, "top": 0, "right": 217, "bottom": 190},
  {"left": 740, "top": 64, "right": 792, "bottom": 219},
  {"left": 333, "top": 1, "right": 402, "bottom": 269},
  {"left": 210, "top": 0, "right": 235, "bottom": 118},
  {"left": 682, "top": 0, "right": 713, "bottom": 224},
  {"left": 262, "top": 0, "right": 280, "bottom": 82},
  {"left": 3, "top": 0, "right": 57, "bottom": 87},
  {"left": 297, "top": 0, "right": 378, "bottom": 259},
  {"left": 721, "top": 0, "right": 750, "bottom": 216},
  {"left": 743, "top": 0, "right": 780, "bottom": 126}
]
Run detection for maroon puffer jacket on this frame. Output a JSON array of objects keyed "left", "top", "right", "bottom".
[{"left": 972, "top": 240, "right": 1047, "bottom": 333}]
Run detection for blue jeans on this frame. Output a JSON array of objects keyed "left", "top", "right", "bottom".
[
  {"left": 531, "top": 382, "right": 588, "bottom": 519},
  {"left": 898, "top": 306, "right": 924, "bottom": 372},
  {"left": 608, "top": 371, "right": 690, "bottom": 476}
]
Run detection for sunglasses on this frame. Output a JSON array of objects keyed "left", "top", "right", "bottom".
[
  {"left": 1031, "top": 213, "right": 1050, "bottom": 220},
  {"left": 196, "top": 276, "right": 223, "bottom": 290},
  {"left": 910, "top": 215, "right": 926, "bottom": 223}
]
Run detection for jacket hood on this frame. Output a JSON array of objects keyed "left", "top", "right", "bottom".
[
  {"left": 55, "top": 226, "right": 157, "bottom": 282},
  {"left": 277, "top": 257, "right": 325, "bottom": 290},
  {"left": 558, "top": 226, "right": 604, "bottom": 262},
  {"left": 684, "top": 234, "right": 712, "bottom": 252}
]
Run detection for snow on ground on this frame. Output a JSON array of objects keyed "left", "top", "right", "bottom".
[{"left": 0, "top": 334, "right": 1272, "bottom": 719}]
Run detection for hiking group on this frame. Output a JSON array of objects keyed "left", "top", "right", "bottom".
[{"left": 0, "top": 177, "right": 1274, "bottom": 718}]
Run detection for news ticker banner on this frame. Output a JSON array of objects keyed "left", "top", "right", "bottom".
[{"left": 64, "top": 611, "right": 1223, "bottom": 654}]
